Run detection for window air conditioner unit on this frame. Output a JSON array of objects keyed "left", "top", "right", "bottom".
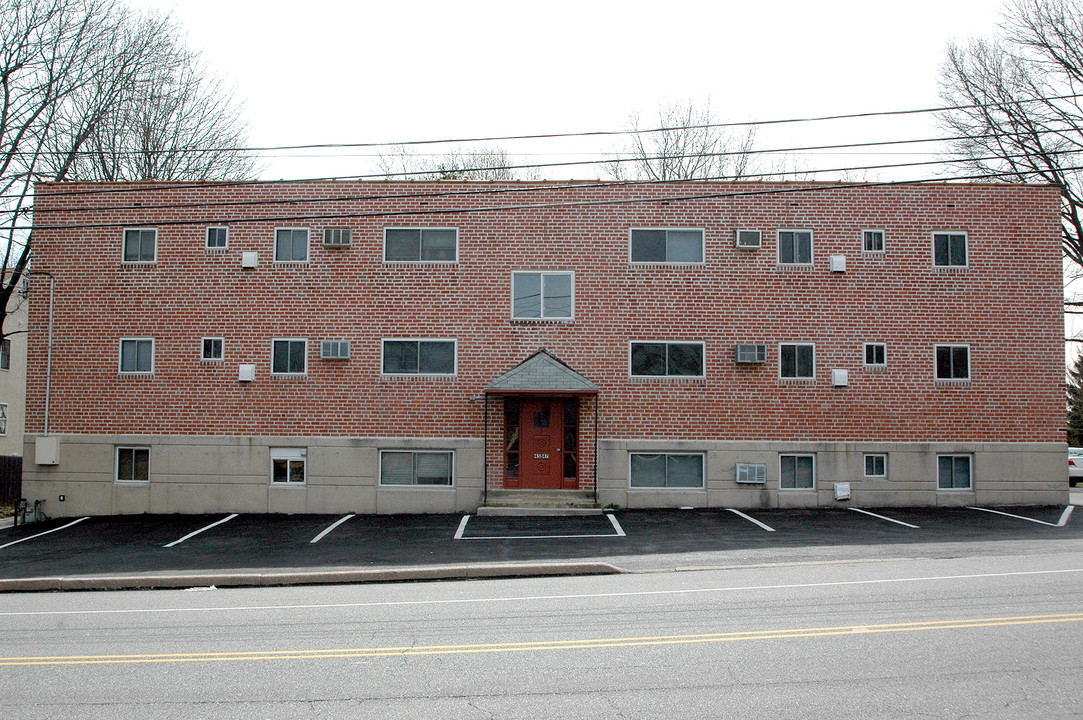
[
  {"left": 735, "top": 229, "right": 761, "bottom": 249},
  {"left": 323, "top": 228, "right": 351, "bottom": 247},
  {"left": 321, "top": 340, "right": 351, "bottom": 359},
  {"left": 735, "top": 463, "right": 767, "bottom": 484},
  {"left": 735, "top": 343, "right": 767, "bottom": 364}
]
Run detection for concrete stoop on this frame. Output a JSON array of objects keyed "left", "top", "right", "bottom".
[{"left": 477, "top": 490, "right": 603, "bottom": 516}]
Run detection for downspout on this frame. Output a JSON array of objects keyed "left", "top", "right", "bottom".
[
  {"left": 482, "top": 393, "right": 488, "bottom": 506},
  {"left": 593, "top": 394, "right": 599, "bottom": 505},
  {"left": 40, "top": 273, "right": 55, "bottom": 436}
]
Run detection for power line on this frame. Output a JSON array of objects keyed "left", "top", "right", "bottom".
[
  {"left": 21, "top": 167, "right": 1073, "bottom": 233},
  {"left": 12, "top": 93, "right": 1082, "bottom": 157}
]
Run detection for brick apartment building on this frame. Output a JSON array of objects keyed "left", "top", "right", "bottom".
[{"left": 21, "top": 179, "right": 1068, "bottom": 516}]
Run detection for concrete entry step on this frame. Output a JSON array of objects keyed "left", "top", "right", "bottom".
[{"left": 478, "top": 490, "right": 603, "bottom": 516}]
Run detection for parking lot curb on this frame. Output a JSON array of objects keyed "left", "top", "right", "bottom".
[{"left": 0, "top": 561, "right": 625, "bottom": 593}]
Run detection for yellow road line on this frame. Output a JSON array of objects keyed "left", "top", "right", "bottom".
[{"left": 3, "top": 613, "right": 1081, "bottom": 667}]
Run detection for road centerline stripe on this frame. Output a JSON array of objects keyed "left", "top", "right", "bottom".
[
  {"left": 309, "top": 514, "right": 355, "bottom": 544},
  {"left": 0, "top": 517, "right": 88, "bottom": 550},
  {"left": 849, "top": 507, "right": 920, "bottom": 528},
  {"left": 163, "top": 514, "right": 238, "bottom": 548}
]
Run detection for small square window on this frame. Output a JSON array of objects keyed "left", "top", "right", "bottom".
[
  {"left": 271, "top": 339, "right": 307, "bottom": 375},
  {"left": 202, "top": 337, "right": 224, "bottom": 362},
  {"left": 384, "top": 228, "right": 457, "bottom": 262},
  {"left": 938, "top": 455, "right": 972, "bottom": 489},
  {"left": 933, "top": 232, "right": 967, "bottom": 267},
  {"left": 119, "top": 338, "right": 154, "bottom": 374},
  {"left": 864, "top": 454, "right": 887, "bottom": 478},
  {"left": 275, "top": 228, "right": 309, "bottom": 262},
  {"left": 935, "top": 345, "right": 970, "bottom": 380},
  {"left": 780, "top": 343, "right": 814, "bottom": 379},
  {"left": 630, "top": 229, "right": 704, "bottom": 263},
  {"left": 863, "top": 230, "right": 885, "bottom": 253},
  {"left": 271, "top": 448, "right": 306, "bottom": 484},
  {"left": 0, "top": 403, "right": 8, "bottom": 436},
  {"left": 512, "top": 272, "right": 573, "bottom": 320},
  {"left": 778, "top": 230, "right": 812, "bottom": 265},
  {"left": 864, "top": 343, "right": 886, "bottom": 367},
  {"left": 123, "top": 228, "right": 156, "bottom": 263},
  {"left": 780, "top": 454, "right": 815, "bottom": 489},
  {"left": 206, "top": 227, "right": 228, "bottom": 249},
  {"left": 116, "top": 447, "right": 150, "bottom": 482}
]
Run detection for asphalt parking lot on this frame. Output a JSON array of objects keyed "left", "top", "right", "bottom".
[{"left": 1, "top": 502, "right": 1081, "bottom": 590}]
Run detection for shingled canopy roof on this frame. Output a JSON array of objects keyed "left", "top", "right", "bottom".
[{"left": 484, "top": 349, "right": 598, "bottom": 395}]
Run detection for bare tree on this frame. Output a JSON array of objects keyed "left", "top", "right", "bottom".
[
  {"left": 376, "top": 144, "right": 539, "bottom": 180},
  {"left": 606, "top": 99, "right": 756, "bottom": 181},
  {"left": 0, "top": 0, "right": 256, "bottom": 338},
  {"left": 938, "top": 0, "right": 1083, "bottom": 268}
]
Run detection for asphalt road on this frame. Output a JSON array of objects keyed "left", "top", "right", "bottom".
[{"left": 2, "top": 546, "right": 1081, "bottom": 719}]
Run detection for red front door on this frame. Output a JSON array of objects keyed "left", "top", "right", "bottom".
[{"left": 519, "top": 399, "right": 564, "bottom": 489}]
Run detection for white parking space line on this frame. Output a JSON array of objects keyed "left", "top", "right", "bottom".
[
  {"left": 454, "top": 514, "right": 624, "bottom": 540},
  {"left": 0, "top": 517, "right": 88, "bottom": 550},
  {"left": 163, "top": 514, "right": 238, "bottom": 548},
  {"left": 309, "top": 514, "right": 355, "bottom": 544},
  {"left": 968, "top": 505, "right": 1074, "bottom": 528},
  {"left": 607, "top": 513, "right": 626, "bottom": 537},
  {"left": 849, "top": 507, "right": 920, "bottom": 529},
  {"left": 727, "top": 508, "right": 775, "bottom": 532}
]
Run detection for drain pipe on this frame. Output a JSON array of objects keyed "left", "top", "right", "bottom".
[{"left": 33, "top": 272, "right": 56, "bottom": 436}]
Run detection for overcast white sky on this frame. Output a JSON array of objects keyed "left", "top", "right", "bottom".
[{"left": 131, "top": 0, "right": 1008, "bottom": 181}]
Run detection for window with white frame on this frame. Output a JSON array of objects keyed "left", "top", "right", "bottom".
[
  {"left": 123, "top": 228, "right": 156, "bottom": 263},
  {"left": 116, "top": 446, "right": 150, "bottom": 482},
  {"left": 630, "top": 453, "right": 704, "bottom": 488},
  {"left": 630, "top": 341, "right": 704, "bottom": 378},
  {"left": 630, "top": 228, "right": 704, "bottom": 263},
  {"left": 864, "top": 454, "right": 887, "bottom": 478},
  {"left": 0, "top": 403, "right": 8, "bottom": 435},
  {"left": 512, "top": 271, "right": 573, "bottom": 320},
  {"left": 864, "top": 342, "right": 886, "bottom": 368},
  {"left": 0, "top": 337, "right": 9, "bottom": 370},
  {"left": 778, "top": 230, "right": 812, "bottom": 265},
  {"left": 780, "top": 454, "right": 815, "bottom": 489},
  {"left": 202, "top": 337, "right": 224, "bottom": 362},
  {"left": 380, "top": 450, "right": 453, "bottom": 486},
  {"left": 270, "top": 448, "right": 306, "bottom": 484},
  {"left": 119, "top": 338, "right": 154, "bottom": 374},
  {"left": 863, "top": 229, "right": 885, "bottom": 253},
  {"left": 382, "top": 339, "right": 456, "bottom": 375},
  {"left": 933, "top": 232, "right": 967, "bottom": 267},
  {"left": 384, "top": 228, "right": 457, "bottom": 262},
  {"left": 206, "top": 227, "right": 228, "bottom": 249},
  {"left": 271, "top": 339, "right": 306, "bottom": 375},
  {"left": 274, "top": 228, "right": 309, "bottom": 262},
  {"left": 935, "top": 344, "right": 970, "bottom": 380},
  {"left": 938, "top": 454, "right": 971, "bottom": 489},
  {"left": 780, "top": 343, "right": 814, "bottom": 379}
]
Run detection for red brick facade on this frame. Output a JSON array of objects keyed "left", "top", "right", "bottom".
[{"left": 22, "top": 179, "right": 1066, "bottom": 512}]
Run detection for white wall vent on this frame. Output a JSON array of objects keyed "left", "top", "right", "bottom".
[
  {"left": 241, "top": 252, "right": 258, "bottom": 268},
  {"left": 735, "top": 343, "right": 767, "bottom": 364},
  {"left": 735, "top": 463, "right": 767, "bottom": 484},
  {"left": 238, "top": 364, "right": 256, "bottom": 382},
  {"left": 735, "top": 229, "right": 761, "bottom": 249},
  {"left": 834, "top": 482, "right": 851, "bottom": 500},
  {"left": 323, "top": 228, "right": 351, "bottom": 247},
  {"left": 320, "top": 340, "right": 351, "bottom": 359},
  {"left": 830, "top": 254, "right": 847, "bottom": 272},
  {"left": 832, "top": 368, "right": 849, "bottom": 386}
]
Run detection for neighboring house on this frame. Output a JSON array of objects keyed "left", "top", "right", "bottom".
[
  {"left": 0, "top": 284, "right": 27, "bottom": 458},
  {"left": 21, "top": 180, "right": 1067, "bottom": 516}
]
